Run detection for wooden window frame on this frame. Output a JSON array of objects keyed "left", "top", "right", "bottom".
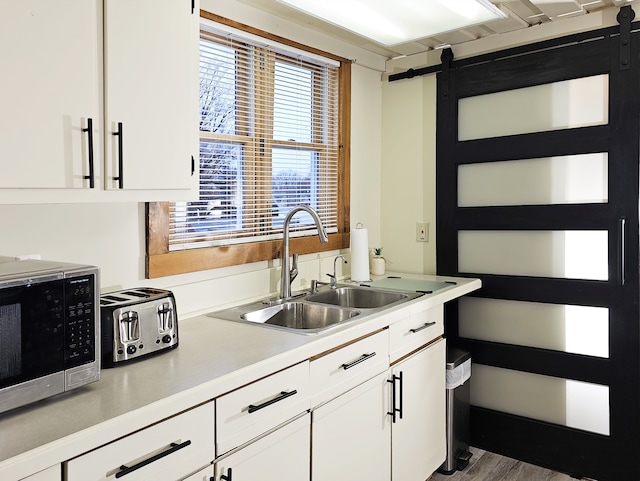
[{"left": 146, "top": 12, "right": 351, "bottom": 278}]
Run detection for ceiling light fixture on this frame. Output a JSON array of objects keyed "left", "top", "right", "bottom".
[{"left": 274, "top": 0, "right": 506, "bottom": 46}]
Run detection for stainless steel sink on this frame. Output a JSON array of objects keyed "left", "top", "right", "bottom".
[
  {"left": 208, "top": 300, "right": 361, "bottom": 334},
  {"left": 207, "top": 285, "right": 422, "bottom": 334},
  {"left": 242, "top": 302, "right": 360, "bottom": 331},
  {"left": 306, "top": 286, "right": 420, "bottom": 309}
]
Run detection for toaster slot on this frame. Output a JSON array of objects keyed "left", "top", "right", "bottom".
[
  {"left": 121, "top": 290, "right": 148, "bottom": 298},
  {"left": 119, "top": 310, "right": 140, "bottom": 343},
  {"left": 157, "top": 302, "right": 174, "bottom": 332}
]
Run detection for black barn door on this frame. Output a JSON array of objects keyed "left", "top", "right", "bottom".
[{"left": 436, "top": 10, "right": 640, "bottom": 481}]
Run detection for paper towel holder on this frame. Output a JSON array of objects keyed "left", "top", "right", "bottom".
[{"left": 350, "top": 222, "right": 371, "bottom": 282}]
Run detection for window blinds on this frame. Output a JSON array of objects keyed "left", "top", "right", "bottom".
[{"left": 169, "top": 25, "right": 340, "bottom": 251}]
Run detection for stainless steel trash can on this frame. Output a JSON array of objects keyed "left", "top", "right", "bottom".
[{"left": 439, "top": 347, "right": 472, "bottom": 475}]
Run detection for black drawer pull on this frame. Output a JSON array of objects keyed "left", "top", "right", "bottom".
[
  {"left": 248, "top": 390, "right": 297, "bottom": 413},
  {"left": 409, "top": 321, "right": 436, "bottom": 333},
  {"left": 115, "top": 440, "right": 191, "bottom": 478},
  {"left": 220, "top": 467, "right": 232, "bottom": 481},
  {"left": 341, "top": 352, "right": 376, "bottom": 370}
]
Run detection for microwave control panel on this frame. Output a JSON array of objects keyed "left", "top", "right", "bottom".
[{"left": 64, "top": 274, "right": 96, "bottom": 368}]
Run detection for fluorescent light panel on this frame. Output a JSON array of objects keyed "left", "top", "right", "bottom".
[{"left": 275, "top": 0, "right": 506, "bottom": 46}]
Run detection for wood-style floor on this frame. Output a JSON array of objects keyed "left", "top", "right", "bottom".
[{"left": 428, "top": 447, "right": 589, "bottom": 481}]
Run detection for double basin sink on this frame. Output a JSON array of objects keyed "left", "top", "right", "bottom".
[{"left": 208, "top": 286, "right": 424, "bottom": 334}]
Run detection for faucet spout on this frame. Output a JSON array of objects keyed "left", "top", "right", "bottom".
[
  {"left": 327, "top": 255, "right": 347, "bottom": 288},
  {"left": 280, "top": 205, "right": 328, "bottom": 300}
]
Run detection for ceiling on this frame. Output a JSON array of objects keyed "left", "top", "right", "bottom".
[{"left": 234, "top": 0, "right": 639, "bottom": 59}]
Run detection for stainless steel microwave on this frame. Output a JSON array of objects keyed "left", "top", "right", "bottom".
[{"left": 0, "top": 258, "right": 100, "bottom": 414}]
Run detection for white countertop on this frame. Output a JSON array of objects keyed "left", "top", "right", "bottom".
[{"left": 0, "top": 274, "right": 480, "bottom": 480}]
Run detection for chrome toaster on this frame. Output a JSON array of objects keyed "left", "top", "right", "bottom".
[{"left": 100, "top": 287, "right": 178, "bottom": 367}]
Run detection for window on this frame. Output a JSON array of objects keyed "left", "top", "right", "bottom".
[{"left": 146, "top": 14, "right": 350, "bottom": 278}]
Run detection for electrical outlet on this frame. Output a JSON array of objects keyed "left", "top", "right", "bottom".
[{"left": 416, "top": 222, "right": 428, "bottom": 242}]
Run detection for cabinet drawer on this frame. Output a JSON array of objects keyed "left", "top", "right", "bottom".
[
  {"left": 215, "top": 415, "right": 310, "bottom": 481},
  {"left": 389, "top": 305, "right": 443, "bottom": 362},
  {"left": 310, "top": 330, "right": 389, "bottom": 407},
  {"left": 216, "top": 361, "right": 310, "bottom": 455},
  {"left": 65, "top": 402, "right": 214, "bottom": 481}
]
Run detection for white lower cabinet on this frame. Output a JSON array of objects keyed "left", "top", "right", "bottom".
[
  {"left": 216, "top": 361, "right": 310, "bottom": 455},
  {"left": 65, "top": 402, "right": 214, "bottom": 481},
  {"left": 21, "top": 465, "right": 60, "bottom": 481},
  {"left": 214, "top": 361, "right": 311, "bottom": 481},
  {"left": 312, "top": 372, "right": 391, "bottom": 481},
  {"left": 214, "top": 414, "right": 310, "bottom": 481},
  {"left": 309, "top": 324, "right": 446, "bottom": 481},
  {"left": 390, "top": 338, "right": 446, "bottom": 481}
]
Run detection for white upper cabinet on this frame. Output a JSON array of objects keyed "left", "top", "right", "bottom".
[
  {"left": 0, "top": 0, "right": 101, "bottom": 190},
  {"left": 0, "top": 0, "right": 199, "bottom": 203},
  {"left": 103, "top": 0, "right": 199, "bottom": 192}
]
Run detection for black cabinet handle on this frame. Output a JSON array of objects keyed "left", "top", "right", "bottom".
[
  {"left": 619, "top": 217, "right": 626, "bottom": 285},
  {"left": 387, "top": 373, "right": 402, "bottom": 423},
  {"left": 341, "top": 352, "right": 376, "bottom": 370},
  {"left": 248, "top": 390, "right": 297, "bottom": 413},
  {"left": 409, "top": 321, "right": 436, "bottom": 333},
  {"left": 387, "top": 376, "right": 396, "bottom": 423},
  {"left": 115, "top": 440, "right": 191, "bottom": 478},
  {"left": 113, "top": 122, "right": 124, "bottom": 189},
  {"left": 220, "top": 467, "right": 232, "bottom": 481},
  {"left": 191, "top": 155, "right": 196, "bottom": 176},
  {"left": 398, "top": 371, "right": 403, "bottom": 420},
  {"left": 82, "top": 118, "right": 95, "bottom": 188}
]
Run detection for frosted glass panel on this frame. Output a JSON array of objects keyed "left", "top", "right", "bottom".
[
  {"left": 459, "top": 75, "right": 608, "bottom": 140},
  {"left": 471, "top": 364, "right": 610, "bottom": 435},
  {"left": 458, "top": 153, "right": 608, "bottom": 207},
  {"left": 458, "top": 230, "right": 608, "bottom": 280},
  {"left": 459, "top": 297, "right": 609, "bottom": 357}
]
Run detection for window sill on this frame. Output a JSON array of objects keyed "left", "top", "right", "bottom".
[{"left": 146, "top": 233, "right": 349, "bottom": 278}]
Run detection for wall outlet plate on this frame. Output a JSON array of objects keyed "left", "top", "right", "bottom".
[{"left": 416, "top": 222, "right": 428, "bottom": 242}]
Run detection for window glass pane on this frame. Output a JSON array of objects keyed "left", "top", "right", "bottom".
[
  {"left": 273, "top": 62, "right": 312, "bottom": 143},
  {"left": 168, "top": 25, "right": 340, "bottom": 251},
  {"left": 471, "top": 364, "right": 610, "bottom": 435},
  {"left": 458, "top": 230, "right": 608, "bottom": 280},
  {"left": 199, "top": 40, "right": 237, "bottom": 134},
  {"left": 458, "top": 75, "right": 608, "bottom": 141},
  {"left": 272, "top": 148, "right": 317, "bottom": 228},
  {"left": 170, "top": 141, "right": 242, "bottom": 249},
  {"left": 458, "top": 153, "right": 608, "bottom": 207},
  {"left": 459, "top": 297, "right": 609, "bottom": 357}
]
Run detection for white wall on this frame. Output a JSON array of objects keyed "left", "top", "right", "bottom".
[
  {"left": 380, "top": 75, "right": 437, "bottom": 274},
  {"left": 0, "top": 0, "right": 386, "bottom": 318},
  {"left": 351, "top": 65, "right": 383, "bottom": 248}
]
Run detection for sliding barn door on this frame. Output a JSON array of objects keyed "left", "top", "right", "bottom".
[{"left": 436, "top": 11, "right": 640, "bottom": 481}]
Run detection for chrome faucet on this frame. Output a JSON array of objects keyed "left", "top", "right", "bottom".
[
  {"left": 280, "top": 205, "right": 328, "bottom": 300},
  {"left": 326, "top": 255, "right": 347, "bottom": 288}
]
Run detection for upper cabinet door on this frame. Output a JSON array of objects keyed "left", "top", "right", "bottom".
[
  {"left": 0, "top": 0, "right": 102, "bottom": 189},
  {"left": 103, "top": 0, "right": 199, "bottom": 192}
]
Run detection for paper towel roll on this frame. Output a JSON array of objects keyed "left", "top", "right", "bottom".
[{"left": 350, "top": 224, "right": 370, "bottom": 282}]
